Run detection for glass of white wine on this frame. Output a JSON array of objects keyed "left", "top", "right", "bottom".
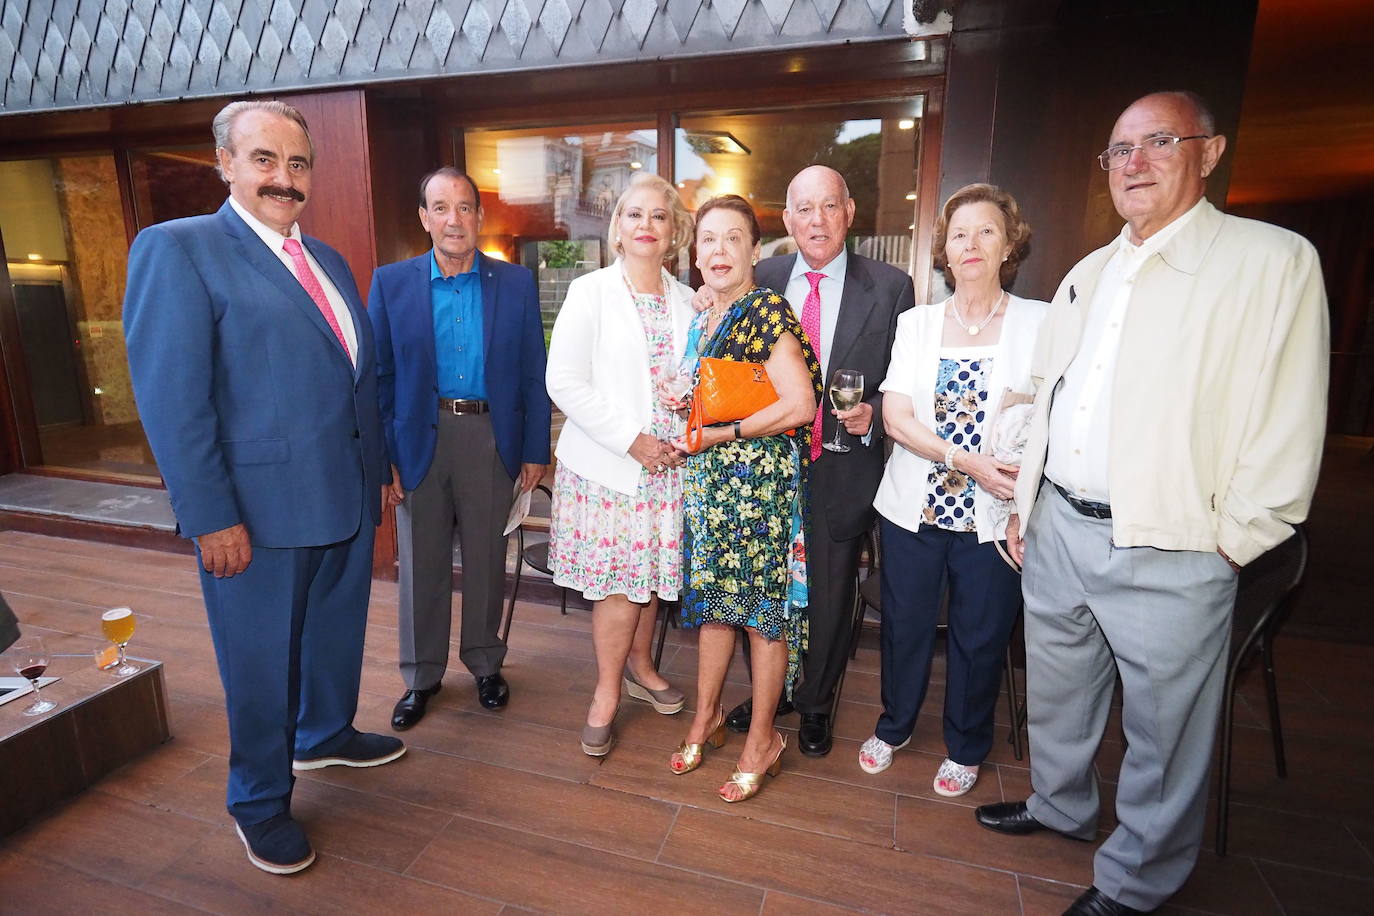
[
  {"left": 100, "top": 607, "right": 140, "bottom": 677},
  {"left": 824, "top": 368, "right": 865, "bottom": 453}
]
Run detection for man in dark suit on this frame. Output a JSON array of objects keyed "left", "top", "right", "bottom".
[
  {"left": 124, "top": 100, "right": 399, "bottom": 875},
  {"left": 369, "top": 168, "right": 551, "bottom": 729},
  {"left": 729, "top": 165, "right": 915, "bottom": 755}
]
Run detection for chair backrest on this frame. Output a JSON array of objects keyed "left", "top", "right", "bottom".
[{"left": 1231, "top": 526, "right": 1308, "bottom": 655}]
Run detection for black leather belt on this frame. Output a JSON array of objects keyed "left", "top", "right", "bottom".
[
  {"left": 439, "top": 398, "right": 489, "bottom": 415},
  {"left": 1053, "top": 482, "right": 1112, "bottom": 519}
]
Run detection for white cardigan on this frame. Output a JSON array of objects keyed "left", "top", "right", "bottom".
[
  {"left": 873, "top": 294, "right": 1048, "bottom": 542},
  {"left": 546, "top": 262, "right": 696, "bottom": 496}
]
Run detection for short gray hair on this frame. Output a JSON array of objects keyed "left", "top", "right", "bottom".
[
  {"left": 1149, "top": 90, "right": 1217, "bottom": 136},
  {"left": 212, "top": 100, "right": 314, "bottom": 180}
]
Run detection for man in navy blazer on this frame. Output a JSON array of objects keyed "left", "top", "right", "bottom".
[
  {"left": 369, "top": 167, "right": 550, "bottom": 729},
  {"left": 124, "top": 100, "right": 400, "bottom": 876}
]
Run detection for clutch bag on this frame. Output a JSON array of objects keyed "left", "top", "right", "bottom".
[{"left": 685, "top": 357, "right": 779, "bottom": 452}]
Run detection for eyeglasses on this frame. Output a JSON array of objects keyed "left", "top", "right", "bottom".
[{"left": 1098, "top": 135, "right": 1210, "bottom": 171}]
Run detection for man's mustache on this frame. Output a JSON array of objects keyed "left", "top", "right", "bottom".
[{"left": 258, "top": 185, "right": 306, "bottom": 202}]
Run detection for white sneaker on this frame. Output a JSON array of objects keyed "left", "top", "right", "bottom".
[{"left": 858, "top": 734, "right": 911, "bottom": 775}]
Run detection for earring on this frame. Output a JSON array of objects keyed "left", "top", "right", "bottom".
[{"left": 751, "top": 258, "right": 758, "bottom": 265}]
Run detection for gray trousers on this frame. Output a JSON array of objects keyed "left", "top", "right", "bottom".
[
  {"left": 1022, "top": 482, "right": 1235, "bottom": 911},
  {"left": 396, "top": 412, "right": 513, "bottom": 689}
]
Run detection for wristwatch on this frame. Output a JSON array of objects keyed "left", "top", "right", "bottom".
[{"left": 733, "top": 420, "right": 743, "bottom": 440}]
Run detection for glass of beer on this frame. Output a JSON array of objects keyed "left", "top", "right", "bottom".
[{"left": 100, "top": 607, "right": 140, "bottom": 677}]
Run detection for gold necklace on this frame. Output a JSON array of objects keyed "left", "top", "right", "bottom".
[{"left": 951, "top": 290, "right": 1006, "bottom": 336}]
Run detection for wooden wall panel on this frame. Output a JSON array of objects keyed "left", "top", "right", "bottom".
[
  {"left": 278, "top": 90, "right": 378, "bottom": 299},
  {"left": 938, "top": 0, "right": 1258, "bottom": 302}
]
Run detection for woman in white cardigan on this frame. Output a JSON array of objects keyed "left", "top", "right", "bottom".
[
  {"left": 545, "top": 174, "right": 697, "bottom": 756},
  {"left": 860, "top": 184, "right": 1048, "bottom": 796}
]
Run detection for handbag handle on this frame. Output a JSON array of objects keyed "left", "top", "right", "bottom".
[{"left": 685, "top": 390, "right": 705, "bottom": 454}]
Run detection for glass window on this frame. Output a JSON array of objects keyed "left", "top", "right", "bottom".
[
  {"left": 675, "top": 99, "right": 924, "bottom": 277},
  {"left": 128, "top": 148, "right": 225, "bottom": 229},
  {"left": 0, "top": 148, "right": 224, "bottom": 481},
  {"left": 0, "top": 155, "right": 154, "bottom": 478},
  {"left": 463, "top": 122, "right": 658, "bottom": 340}
]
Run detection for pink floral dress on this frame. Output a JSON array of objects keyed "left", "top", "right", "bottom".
[{"left": 548, "top": 290, "right": 684, "bottom": 603}]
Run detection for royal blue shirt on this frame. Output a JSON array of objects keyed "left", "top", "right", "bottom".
[{"left": 431, "top": 251, "right": 486, "bottom": 400}]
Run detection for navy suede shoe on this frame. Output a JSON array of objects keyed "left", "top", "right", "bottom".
[
  {"left": 235, "top": 813, "right": 315, "bottom": 875},
  {"left": 293, "top": 731, "right": 406, "bottom": 771}
]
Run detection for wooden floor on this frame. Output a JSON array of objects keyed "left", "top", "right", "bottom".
[{"left": 2, "top": 529, "right": 1372, "bottom": 915}]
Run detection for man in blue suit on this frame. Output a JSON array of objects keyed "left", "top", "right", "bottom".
[
  {"left": 124, "top": 100, "right": 401, "bottom": 876},
  {"left": 369, "top": 168, "right": 550, "bottom": 729}
]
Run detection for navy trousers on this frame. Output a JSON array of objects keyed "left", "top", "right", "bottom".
[
  {"left": 199, "top": 518, "right": 375, "bottom": 825},
  {"left": 874, "top": 516, "right": 1022, "bottom": 764}
]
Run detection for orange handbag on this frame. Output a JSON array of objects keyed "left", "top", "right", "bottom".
[{"left": 684, "top": 357, "right": 779, "bottom": 453}]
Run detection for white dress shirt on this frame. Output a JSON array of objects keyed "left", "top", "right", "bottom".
[
  {"left": 228, "top": 196, "right": 358, "bottom": 366},
  {"left": 1044, "top": 198, "right": 1205, "bottom": 502},
  {"left": 783, "top": 247, "right": 847, "bottom": 380}
]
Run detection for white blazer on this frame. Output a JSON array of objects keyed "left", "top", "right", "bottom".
[
  {"left": 872, "top": 294, "right": 1048, "bottom": 542},
  {"left": 546, "top": 261, "right": 696, "bottom": 496}
]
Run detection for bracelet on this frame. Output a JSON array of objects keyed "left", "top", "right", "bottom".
[
  {"left": 733, "top": 420, "right": 743, "bottom": 440},
  {"left": 944, "top": 443, "right": 961, "bottom": 469}
]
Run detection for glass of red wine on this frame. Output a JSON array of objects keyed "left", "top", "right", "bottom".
[{"left": 12, "top": 637, "right": 56, "bottom": 717}]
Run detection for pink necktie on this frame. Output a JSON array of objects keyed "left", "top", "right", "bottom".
[
  {"left": 282, "top": 238, "right": 351, "bottom": 360},
  {"left": 801, "top": 271, "right": 825, "bottom": 461}
]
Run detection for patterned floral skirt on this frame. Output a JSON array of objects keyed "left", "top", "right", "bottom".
[
  {"left": 548, "top": 461, "right": 683, "bottom": 604},
  {"left": 680, "top": 434, "right": 808, "bottom": 695}
]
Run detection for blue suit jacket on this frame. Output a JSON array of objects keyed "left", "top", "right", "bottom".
[
  {"left": 123, "top": 201, "right": 387, "bottom": 546},
  {"left": 368, "top": 251, "right": 551, "bottom": 490}
]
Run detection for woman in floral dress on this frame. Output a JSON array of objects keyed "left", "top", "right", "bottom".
[
  {"left": 545, "top": 175, "right": 697, "bottom": 756},
  {"left": 667, "top": 195, "right": 822, "bottom": 803}
]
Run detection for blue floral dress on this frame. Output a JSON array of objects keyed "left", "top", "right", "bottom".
[
  {"left": 678, "top": 288, "right": 823, "bottom": 696},
  {"left": 923, "top": 350, "right": 994, "bottom": 532}
]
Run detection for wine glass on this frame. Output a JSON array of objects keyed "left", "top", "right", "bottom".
[
  {"left": 657, "top": 370, "right": 695, "bottom": 411},
  {"left": 824, "top": 369, "right": 865, "bottom": 453},
  {"left": 12, "top": 637, "right": 56, "bottom": 717},
  {"left": 100, "top": 607, "right": 141, "bottom": 677}
]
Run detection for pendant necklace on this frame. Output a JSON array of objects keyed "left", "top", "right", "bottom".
[{"left": 952, "top": 290, "right": 1006, "bottom": 336}]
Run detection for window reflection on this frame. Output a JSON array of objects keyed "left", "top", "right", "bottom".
[
  {"left": 675, "top": 99, "right": 923, "bottom": 275},
  {"left": 0, "top": 147, "right": 224, "bottom": 480},
  {"left": 463, "top": 122, "right": 659, "bottom": 335},
  {"left": 0, "top": 155, "right": 156, "bottom": 478},
  {"left": 128, "top": 148, "right": 225, "bottom": 229}
]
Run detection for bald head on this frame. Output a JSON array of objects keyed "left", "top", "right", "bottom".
[
  {"left": 783, "top": 165, "right": 856, "bottom": 269},
  {"left": 1107, "top": 91, "right": 1227, "bottom": 242}
]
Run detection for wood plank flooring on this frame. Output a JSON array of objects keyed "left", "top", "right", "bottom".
[{"left": 2, "top": 529, "right": 1372, "bottom": 914}]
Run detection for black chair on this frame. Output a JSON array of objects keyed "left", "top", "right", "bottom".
[
  {"left": 1216, "top": 526, "right": 1307, "bottom": 856},
  {"left": 502, "top": 485, "right": 671, "bottom": 668},
  {"left": 502, "top": 485, "right": 564, "bottom": 641},
  {"left": 832, "top": 521, "right": 1026, "bottom": 761}
]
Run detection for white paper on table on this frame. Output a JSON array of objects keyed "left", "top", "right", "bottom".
[{"left": 503, "top": 479, "right": 533, "bottom": 536}]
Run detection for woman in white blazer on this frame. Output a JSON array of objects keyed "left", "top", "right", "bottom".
[
  {"left": 859, "top": 185, "right": 1048, "bottom": 796},
  {"left": 545, "top": 174, "right": 697, "bottom": 756}
]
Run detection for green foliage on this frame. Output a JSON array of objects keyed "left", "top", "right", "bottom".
[{"left": 540, "top": 239, "right": 584, "bottom": 269}]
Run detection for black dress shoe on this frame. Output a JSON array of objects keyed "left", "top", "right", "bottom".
[
  {"left": 1063, "top": 886, "right": 1147, "bottom": 916},
  {"left": 724, "top": 697, "right": 796, "bottom": 734},
  {"left": 475, "top": 673, "right": 510, "bottom": 709},
  {"left": 975, "top": 801, "right": 1094, "bottom": 841},
  {"left": 797, "top": 712, "right": 833, "bottom": 757},
  {"left": 391, "top": 684, "right": 441, "bottom": 731}
]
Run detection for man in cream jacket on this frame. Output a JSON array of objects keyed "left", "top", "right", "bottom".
[{"left": 973, "top": 92, "right": 1328, "bottom": 916}]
